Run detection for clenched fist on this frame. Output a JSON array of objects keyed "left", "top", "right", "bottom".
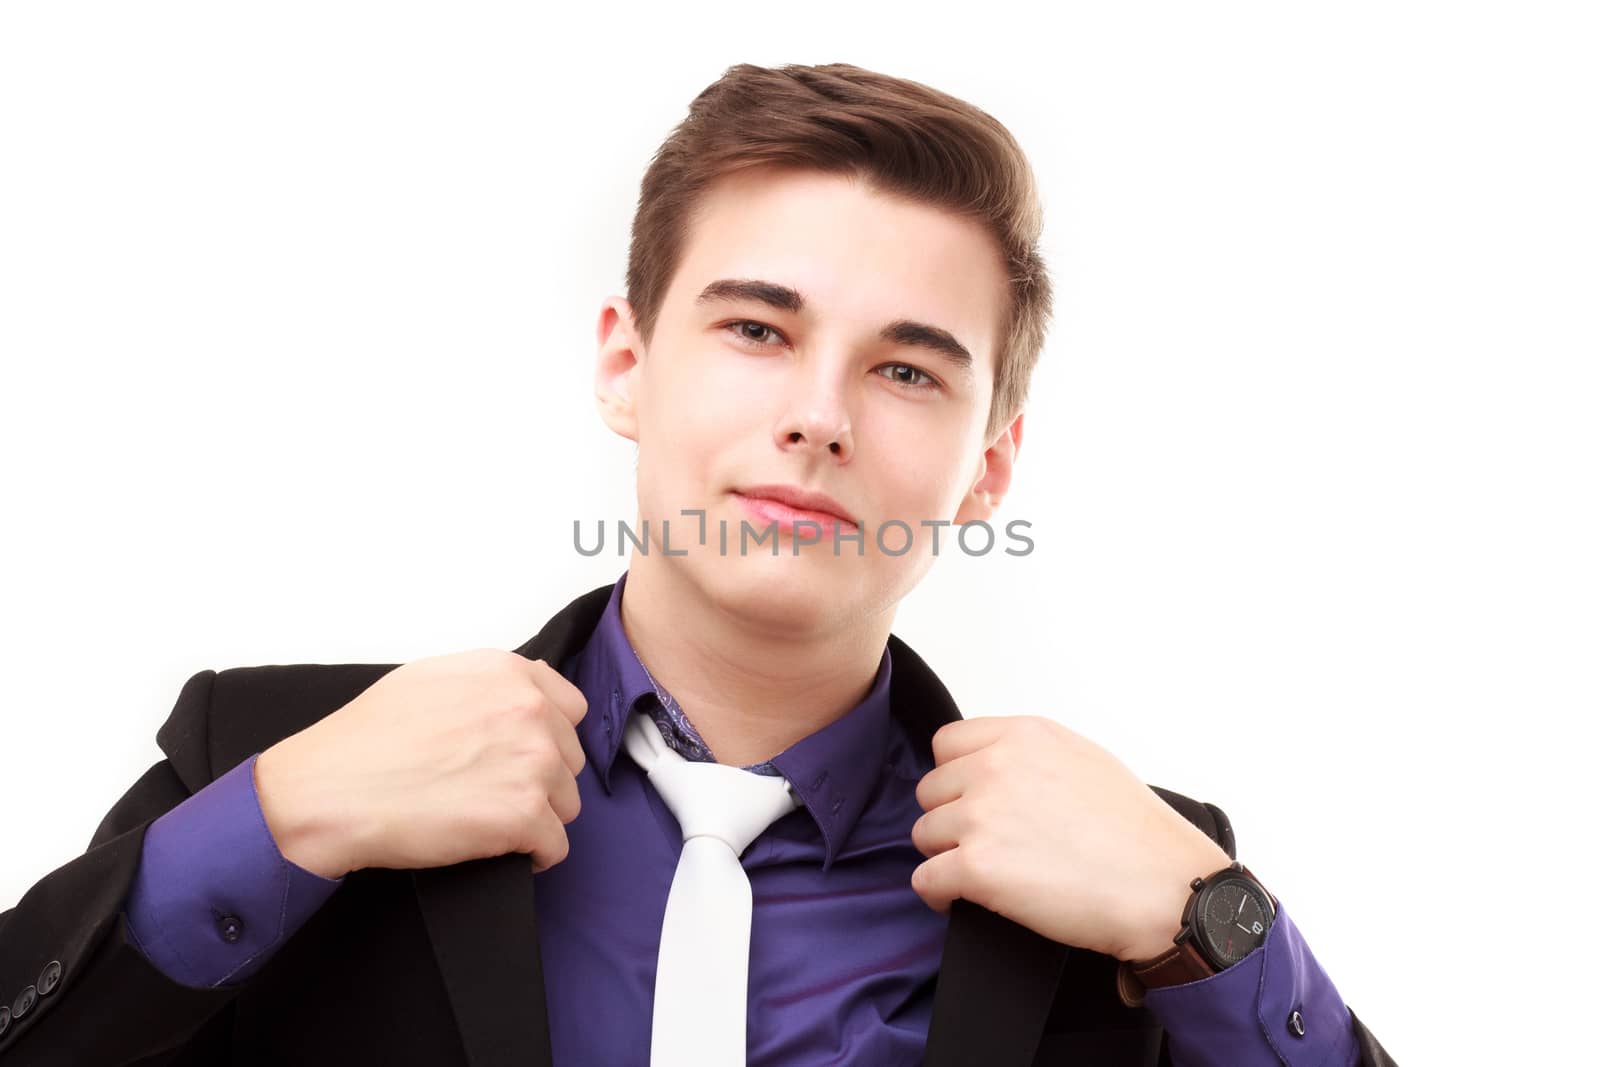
[{"left": 253, "top": 648, "right": 589, "bottom": 879}]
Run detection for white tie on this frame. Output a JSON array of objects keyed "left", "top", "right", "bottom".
[{"left": 623, "top": 710, "right": 802, "bottom": 1067}]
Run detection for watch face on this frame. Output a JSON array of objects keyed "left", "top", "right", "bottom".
[{"left": 1197, "top": 877, "right": 1274, "bottom": 966}]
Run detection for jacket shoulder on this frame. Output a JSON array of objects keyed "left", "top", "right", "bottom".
[
  {"left": 155, "top": 660, "right": 400, "bottom": 792},
  {"left": 1148, "top": 785, "right": 1237, "bottom": 860}
]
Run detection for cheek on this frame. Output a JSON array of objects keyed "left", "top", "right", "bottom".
[
  {"left": 923, "top": 444, "right": 979, "bottom": 512},
  {"left": 655, "top": 346, "right": 761, "bottom": 415},
  {"left": 635, "top": 366, "right": 743, "bottom": 482},
  {"left": 871, "top": 445, "right": 967, "bottom": 521}
]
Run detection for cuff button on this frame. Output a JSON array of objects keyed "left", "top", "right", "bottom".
[
  {"left": 0, "top": 1005, "right": 10, "bottom": 1037},
  {"left": 37, "top": 961, "right": 63, "bottom": 997},
  {"left": 1288, "top": 1008, "right": 1306, "bottom": 1037},
  {"left": 11, "top": 985, "right": 36, "bottom": 1020},
  {"left": 217, "top": 915, "right": 245, "bottom": 944}
]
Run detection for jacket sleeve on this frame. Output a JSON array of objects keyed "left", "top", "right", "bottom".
[{"left": 0, "top": 669, "right": 250, "bottom": 1065}]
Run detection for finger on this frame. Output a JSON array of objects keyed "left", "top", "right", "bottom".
[
  {"left": 910, "top": 848, "right": 963, "bottom": 916},
  {"left": 544, "top": 767, "right": 583, "bottom": 825},
  {"left": 929, "top": 716, "right": 1014, "bottom": 767},
  {"left": 524, "top": 804, "right": 572, "bottom": 874},
  {"left": 522, "top": 658, "right": 590, "bottom": 725},
  {"left": 908, "top": 799, "right": 963, "bottom": 860},
  {"left": 913, "top": 757, "right": 973, "bottom": 813},
  {"left": 538, "top": 711, "right": 588, "bottom": 780}
]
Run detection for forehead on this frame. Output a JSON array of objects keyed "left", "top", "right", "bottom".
[{"left": 667, "top": 167, "right": 1009, "bottom": 372}]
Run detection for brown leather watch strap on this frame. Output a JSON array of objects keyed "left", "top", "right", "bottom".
[
  {"left": 1115, "top": 939, "right": 1215, "bottom": 1008},
  {"left": 1114, "top": 863, "right": 1274, "bottom": 1008}
]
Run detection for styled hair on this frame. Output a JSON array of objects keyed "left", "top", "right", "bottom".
[{"left": 625, "top": 62, "right": 1052, "bottom": 443}]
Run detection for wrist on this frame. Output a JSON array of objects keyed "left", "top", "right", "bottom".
[
  {"left": 1115, "top": 860, "right": 1277, "bottom": 1007},
  {"left": 255, "top": 743, "right": 357, "bottom": 880},
  {"left": 1118, "top": 881, "right": 1191, "bottom": 963},
  {"left": 1118, "top": 839, "right": 1232, "bottom": 963}
]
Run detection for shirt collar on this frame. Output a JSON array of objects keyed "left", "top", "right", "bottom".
[{"left": 565, "top": 568, "right": 894, "bottom": 873}]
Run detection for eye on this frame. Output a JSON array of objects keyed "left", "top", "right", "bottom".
[
  {"left": 876, "top": 363, "right": 941, "bottom": 392},
  {"left": 723, "top": 320, "right": 940, "bottom": 393},
  {"left": 723, "top": 320, "right": 786, "bottom": 347}
]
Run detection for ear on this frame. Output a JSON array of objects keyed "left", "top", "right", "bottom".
[
  {"left": 595, "top": 295, "right": 644, "bottom": 442},
  {"left": 953, "top": 410, "right": 1024, "bottom": 526}
]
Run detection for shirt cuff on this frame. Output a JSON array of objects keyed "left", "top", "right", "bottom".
[
  {"left": 1140, "top": 899, "right": 1359, "bottom": 1067},
  {"left": 124, "top": 751, "right": 345, "bottom": 989}
]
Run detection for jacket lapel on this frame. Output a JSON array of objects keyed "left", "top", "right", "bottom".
[
  {"left": 412, "top": 581, "right": 1069, "bottom": 1067},
  {"left": 412, "top": 581, "right": 609, "bottom": 1067},
  {"left": 884, "top": 634, "right": 1073, "bottom": 1067}
]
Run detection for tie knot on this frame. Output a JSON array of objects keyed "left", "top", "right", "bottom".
[{"left": 623, "top": 711, "right": 801, "bottom": 857}]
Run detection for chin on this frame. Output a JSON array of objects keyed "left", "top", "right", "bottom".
[{"left": 699, "top": 553, "right": 857, "bottom": 627}]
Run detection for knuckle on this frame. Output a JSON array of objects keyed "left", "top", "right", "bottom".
[
  {"left": 965, "top": 793, "right": 994, "bottom": 833},
  {"left": 521, "top": 731, "right": 561, "bottom": 771},
  {"left": 975, "top": 746, "right": 1001, "bottom": 776},
  {"left": 491, "top": 697, "right": 537, "bottom": 731},
  {"left": 546, "top": 831, "right": 571, "bottom": 865},
  {"left": 508, "top": 684, "right": 552, "bottom": 721},
  {"left": 955, "top": 838, "right": 986, "bottom": 877},
  {"left": 515, "top": 776, "right": 549, "bottom": 810},
  {"left": 468, "top": 646, "right": 510, "bottom": 668}
]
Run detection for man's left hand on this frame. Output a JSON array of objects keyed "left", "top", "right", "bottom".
[{"left": 909, "top": 714, "right": 1233, "bottom": 962}]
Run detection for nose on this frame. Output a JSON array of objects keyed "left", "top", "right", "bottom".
[{"left": 775, "top": 393, "right": 854, "bottom": 460}]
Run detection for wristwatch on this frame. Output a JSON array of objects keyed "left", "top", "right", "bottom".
[{"left": 1115, "top": 861, "right": 1277, "bottom": 1008}]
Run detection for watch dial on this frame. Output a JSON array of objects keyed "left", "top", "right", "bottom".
[{"left": 1199, "top": 880, "right": 1272, "bottom": 966}]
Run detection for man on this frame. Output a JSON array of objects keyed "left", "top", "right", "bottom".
[{"left": 0, "top": 62, "right": 1398, "bottom": 1065}]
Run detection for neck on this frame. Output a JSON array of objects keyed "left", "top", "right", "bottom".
[{"left": 618, "top": 552, "right": 894, "bottom": 768}]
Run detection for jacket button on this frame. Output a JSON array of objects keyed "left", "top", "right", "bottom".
[
  {"left": 1287, "top": 1008, "right": 1306, "bottom": 1037},
  {"left": 37, "top": 961, "right": 63, "bottom": 997},
  {"left": 217, "top": 915, "right": 245, "bottom": 943},
  {"left": 0, "top": 1004, "right": 10, "bottom": 1037},
  {"left": 11, "top": 985, "right": 37, "bottom": 1020}
]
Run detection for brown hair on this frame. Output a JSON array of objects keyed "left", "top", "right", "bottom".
[{"left": 625, "top": 62, "right": 1052, "bottom": 443}]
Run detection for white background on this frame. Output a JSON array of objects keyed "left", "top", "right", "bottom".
[{"left": 3, "top": 2, "right": 1596, "bottom": 1061}]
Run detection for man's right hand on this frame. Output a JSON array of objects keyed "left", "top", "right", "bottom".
[{"left": 253, "top": 648, "right": 589, "bottom": 879}]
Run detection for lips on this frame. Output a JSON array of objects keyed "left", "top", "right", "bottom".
[{"left": 733, "top": 484, "right": 858, "bottom": 531}]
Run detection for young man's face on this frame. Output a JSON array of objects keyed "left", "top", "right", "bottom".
[{"left": 596, "top": 165, "right": 1022, "bottom": 633}]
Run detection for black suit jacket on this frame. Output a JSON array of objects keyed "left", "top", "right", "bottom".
[{"left": 0, "top": 580, "right": 1398, "bottom": 1065}]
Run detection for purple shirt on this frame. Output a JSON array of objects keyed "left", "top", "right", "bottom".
[
  {"left": 123, "top": 752, "right": 342, "bottom": 988},
  {"left": 124, "top": 568, "right": 1360, "bottom": 1065}
]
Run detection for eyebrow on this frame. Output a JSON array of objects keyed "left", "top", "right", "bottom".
[{"left": 694, "top": 277, "right": 976, "bottom": 380}]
